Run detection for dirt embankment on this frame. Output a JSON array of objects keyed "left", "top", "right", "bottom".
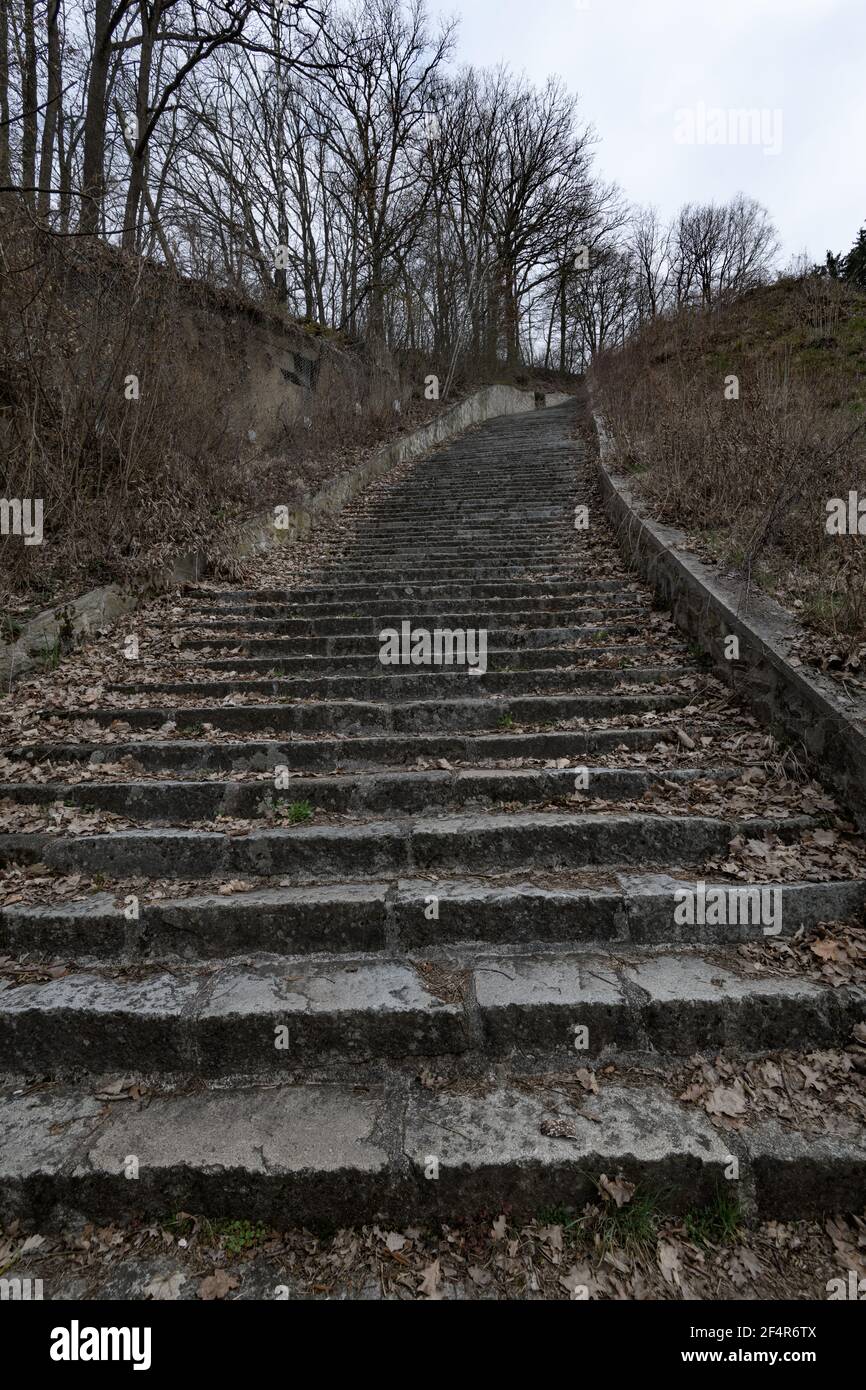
[
  {"left": 0, "top": 219, "right": 424, "bottom": 626},
  {"left": 590, "top": 275, "right": 866, "bottom": 679}
]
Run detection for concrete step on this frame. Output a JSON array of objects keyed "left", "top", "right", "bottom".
[
  {"left": 0, "top": 763, "right": 734, "bottom": 820},
  {"left": 182, "top": 642, "right": 685, "bottom": 675},
  {"left": 290, "top": 564, "right": 627, "bottom": 583},
  {"left": 104, "top": 667, "right": 693, "bottom": 703},
  {"left": 180, "top": 621, "right": 647, "bottom": 656},
  {"left": 0, "top": 948, "right": 861, "bottom": 1075},
  {"left": 2, "top": 875, "right": 862, "bottom": 962},
  {"left": 190, "top": 590, "right": 643, "bottom": 618},
  {"left": 9, "top": 1072, "right": 861, "bottom": 1228},
  {"left": 175, "top": 605, "right": 646, "bottom": 636},
  {"left": 0, "top": 812, "right": 820, "bottom": 879},
  {"left": 7, "top": 725, "right": 680, "bottom": 772},
  {"left": 192, "top": 578, "right": 629, "bottom": 603},
  {"left": 35, "top": 690, "right": 692, "bottom": 735}
]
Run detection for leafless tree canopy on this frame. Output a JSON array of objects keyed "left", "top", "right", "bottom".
[{"left": 1, "top": 0, "right": 778, "bottom": 375}]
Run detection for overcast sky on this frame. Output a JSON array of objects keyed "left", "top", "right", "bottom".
[{"left": 432, "top": 0, "right": 865, "bottom": 266}]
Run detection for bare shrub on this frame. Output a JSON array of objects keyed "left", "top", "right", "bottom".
[
  {"left": 591, "top": 279, "right": 866, "bottom": 651},
  {"left": 0, "top": 209, "right": 428, "bottom": 611}
]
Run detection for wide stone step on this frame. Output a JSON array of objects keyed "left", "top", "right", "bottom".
[
  {"left": 176, "top": 605, "right": 645, "bottom": 636},
  {"left": 2, "top": 725, "right": 734, "bottom": 772},
  {"left": 194, "top": 578, "right": 629, "bottom": 603},
  {"left": 183, "top": 641, "right": 683, "bottom": 675},
  {"left": 324, "top": 546, "right": 588, "bottom": 562},
  {"left": 105, "top": 667, "right": 692, "bottom": 703},
  {"left": 190, "top": 590, "right": 643, "bottom": 618},
  {"left": 343, "top": 521, "right": 575, "bottom": 536},
  {"left": 36, "top": 691, "right": 690, "bottom": 734},
  {"left": 296, "top": 563, "right": 623, "bottom": 583},
  {"left": 1, "top": 948, "right": 860, "bottom": 1076},
  {"left": 331, "top": 524, "right": 574, "bottom": 539},
  {"left": 0, "top": 812, "right": 820, "bottom": 878},
  {"left": 328, "top": 544, "right": 586, "bottom": 561},
  {"left": 181, "top": 621, "right": 647, "bottom": 656},
  {"left": 8, "top": 1072, "right": 861, "bottom": 1228},
  {"left": 0, "top": 762, "right": 734, "bottom": 819},
  {"left": 2, "top": 875, "right": 862, "bottom": 961}
]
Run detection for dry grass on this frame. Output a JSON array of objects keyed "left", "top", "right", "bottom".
[{"left": 591, "top": 275, "right": 866, "bottom": 654}]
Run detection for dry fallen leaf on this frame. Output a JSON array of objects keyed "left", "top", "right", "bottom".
[
  {"left": 144, "top": 1271, "right": 186, "bottom": 1301},
  {"left": 728, "top": 1245, "right": 764, "bottom": 1287},
  {"left": 811, "top": 938, "right": 843, "bottom": 962},
  {"left": 599, "top": 1173, "right": 636, "bottom": 1208},
  {"left": 198, "top": 1269, "right": 239, "bottom": 1300},
  {"left": 706, "top": 1083, "right": 748, "bottom": 1118},
  {"left": 658, "top": 1239, "right": 682, "bottom": 1286},
  {"left": 491, "top": 1214, "right": 507, "bottom": 1241},
  {"left": 217, "top": 876, "right": 249, "bottom": 895},
  {"left": 559, "top": 1265, "right": 592, "bottom": 1299},
  {"left": 418, "top": 1258, "right": 443, "bottom": 1300}
]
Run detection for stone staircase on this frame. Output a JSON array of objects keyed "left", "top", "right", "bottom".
[{"left": 1, "top": 401, "right": 864, "bottom": 1231}]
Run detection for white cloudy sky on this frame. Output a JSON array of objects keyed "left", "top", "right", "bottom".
[{"left": 431, "top": 0, "right": 865, "bottom": 266}]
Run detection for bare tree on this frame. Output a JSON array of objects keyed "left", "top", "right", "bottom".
[
  {"left": 0, "top": 0, "right": 11, "bottom": 185},
  {"left": 80, "top": 0, "right": 133, "bottom": 233},
  {"left": 629, "top": 204, "right": 670, "bottom": 321},
  {"left": 315, "top": 0, "right": 454, "bottom": 347},
  {"left": 36, "top": 0, "right": 61, "bottom": 216}
]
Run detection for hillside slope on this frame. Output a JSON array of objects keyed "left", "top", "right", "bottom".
[
  {"left": 591, "top": 275, "right": 866, "bottom": 676},
  {"left": 0, "top": 221, "right": 423, "bottom": 628}
]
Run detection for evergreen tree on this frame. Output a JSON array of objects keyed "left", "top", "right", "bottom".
[
  {"left": 843, "top": 226, "right": 866, "bottom": 288},
  {"left": 824, "top": 249, "right": 844, "bottom": 278}
]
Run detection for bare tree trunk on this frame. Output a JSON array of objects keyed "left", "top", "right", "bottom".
[
  {"left": 503, "top": 261, "right": 520, "bottom": 368},
  {"left": 347, "top": 192, "right": 359, "bottom": 335},
  {"left": 80, "top": 0, "right": 112, "bottom": 234},
  {"left": 122, "top": 0, "right": 159, "bottom": 250},
  {"left": 114, "top": 94, "right": 173, "bottom": 265},
  {"left": 292, "top": 117, "right": 317, "bottom": 319},
  {"left": 433, "top": 197, "right": 446, "bottom": 357},
  {"left": 543, "top": 298, "right": 554, "bottom": 371},
  {"left": 0, "top": 0, "right": 10, "bottom": 186},
  {"left": 271, "top": 38, "right": 288, "bottom": 304},
  {"left": 57, "top": 106, "right": 81, "bottom": 232},
  {"left": 368, "top": 261, "right": 385, "bottom": 345},
  {"left": 21, "top": 0, "right": 37, "bottom": 205},
  {"left": 37, "top": 0, "right": 62, "bottom": 218},
  {"left": 485, "top": 270, "right": 499, "bottom": 370},
  {"left": 558, "top": 273, "right": 567, "bottom": 374}
]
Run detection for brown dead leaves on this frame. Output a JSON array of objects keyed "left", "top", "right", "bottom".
[
  {"left": 741, "top": 918, "right": 866, "bottom": 987},
  {"left": 678, "top": 1041, "right": 866, "bottom": 1134},
  {"left": 0, "top": 955, "right": 70, "bottom": 986},
  {"left": 708, "top": 823, "right": 866, "bottom": 883},
  {"left": 825, "top": 1214, "right": 866, "bottom": 1278},
  {"left": 5, "top": 1203, "right": 858, "bottom": 1303},
  {"left": 598, "top": 1173, "right": 636, "bottom": 1208},
  {"left": 0, "top": 797, "right": 129, "bottom": 836}
]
